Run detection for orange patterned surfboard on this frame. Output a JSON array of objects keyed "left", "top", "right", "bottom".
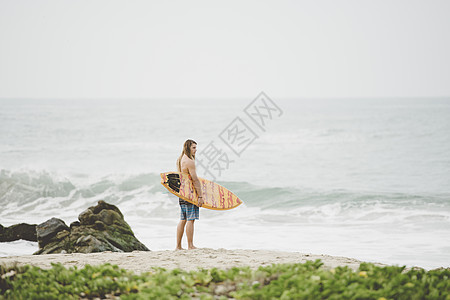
[{"left": 160, "top": 172, "right": 243, "bottom": 210}]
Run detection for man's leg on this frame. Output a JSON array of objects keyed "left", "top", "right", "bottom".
[
  {"left": 186, "top": 220, "right": 197, "bottom": 250},
  {"left": 176, "top": 220, "right": 187, "bottom": 250}
]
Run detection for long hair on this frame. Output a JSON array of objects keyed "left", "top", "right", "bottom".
[{"left": 176, "top": 139, "right": 197, "bottom": 172}]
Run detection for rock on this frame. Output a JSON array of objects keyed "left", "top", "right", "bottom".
[
  {"left": 56, "top": 230, "right": 70, "bottom": 240},
  {"left": 0, "top": 223, "right": 37, "bottom": 242},
  {"left": 39, "top": 241, "right": 63, "bottom": 254},
  {"left": 34, "top": 200, "right": 150, "bottom": 255},
  {"left": 70, "top": 221, "right": 80, "bottom": 228},
  {"left": 36, "top": 218, "right": 69, "bottom": 248},
  {"left": 94, "top": 221, "right": 106, "bottom": 231},
  {"left": 78, "top": 209, "right": 93, "bottom": 225},
  {"left": 98, "top": 209, "right": 122, "bottom": 225},
  {"left": 76, "top": 235, "right": 105, "bottom": 252},
  {"left": 91, "top": 200, "right": 124, "bottom": 219}
]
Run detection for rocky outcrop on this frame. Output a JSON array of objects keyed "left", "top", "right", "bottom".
[
  {"left": 0, "top": 223, "right": 37, "bottom": 242},
  {"left": 36, "top": 218, "right": 69, "bottom": 248},
  {"left": 34, "top": 200, "right": 150, "bottom": 254}
]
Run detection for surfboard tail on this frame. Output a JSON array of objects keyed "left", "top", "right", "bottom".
[{"left": 160, "top": 173, "right": 181, "bottom": 193}]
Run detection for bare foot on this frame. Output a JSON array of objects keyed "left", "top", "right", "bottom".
[
  {"left": 175, "top": 247, "right": 185, "bottom": 251},
  {"left": 188, "top": 246, "right": 198, "bottom": 250}
]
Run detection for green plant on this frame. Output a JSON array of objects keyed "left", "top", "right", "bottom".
[{"left": 1, "top": 260, "right": 448, "bottom": 299}]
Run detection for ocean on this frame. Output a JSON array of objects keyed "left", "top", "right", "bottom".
[{"left": 0, "top": 97, "right": 449, "bottom": 269}]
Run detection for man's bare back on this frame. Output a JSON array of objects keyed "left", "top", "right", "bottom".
[
  {"left": 180, "top": 154, "right": 203, "bottom": 207},
  {"left": 180, "top": 154, "right": 191, "bottom": 174}
]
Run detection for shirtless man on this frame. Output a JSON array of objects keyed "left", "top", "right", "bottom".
[{"left": 175, "top": 139, "right": 204, "bottom": 250}]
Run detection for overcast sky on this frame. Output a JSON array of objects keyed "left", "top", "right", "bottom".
[{"left": 1, "top": 0, "right": 449, "bottom": 99}]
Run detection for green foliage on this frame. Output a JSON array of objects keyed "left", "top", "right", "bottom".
[{"left": 1, "top": 260, "right": 449, "bottom": 299}]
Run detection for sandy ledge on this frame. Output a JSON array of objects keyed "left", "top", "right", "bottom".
[{"left": 0, "top": 248, "right": 387, "bottom": 274}]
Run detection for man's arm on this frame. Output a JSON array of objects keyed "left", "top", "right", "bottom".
[{"left": 187, "top": 160, "right": 204, "bottom": 207}]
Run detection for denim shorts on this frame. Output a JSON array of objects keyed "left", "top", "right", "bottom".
[{"left": 180, "top": 202, "right": 199, "bottom": 221}]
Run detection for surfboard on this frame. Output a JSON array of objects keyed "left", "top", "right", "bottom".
[{"left": 160, "top": 172, "right": 243, "bottom": 210}]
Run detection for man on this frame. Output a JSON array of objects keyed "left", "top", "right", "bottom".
[{"left": 175, "top": 139, "right": 204, "bottom": 250}]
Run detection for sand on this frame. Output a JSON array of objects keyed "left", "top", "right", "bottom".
[{"left": 0, "top": 248, "right": 385, "bottom": 274}]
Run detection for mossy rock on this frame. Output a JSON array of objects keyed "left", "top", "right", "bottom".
[{"left": 34, "top": 201, "right": 149, "bottom": 254}]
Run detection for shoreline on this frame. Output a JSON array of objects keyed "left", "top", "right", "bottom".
[{"left": 0, "top": 248, "right": 387, "bottom": 273}]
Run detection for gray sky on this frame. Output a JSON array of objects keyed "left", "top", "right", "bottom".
[{"left": 1, "top": 0, "right": 449, "bottom": 99}]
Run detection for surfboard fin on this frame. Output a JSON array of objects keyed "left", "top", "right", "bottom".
[{"left": 167, "top": 173, "right": 181, "bottom": 193}]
